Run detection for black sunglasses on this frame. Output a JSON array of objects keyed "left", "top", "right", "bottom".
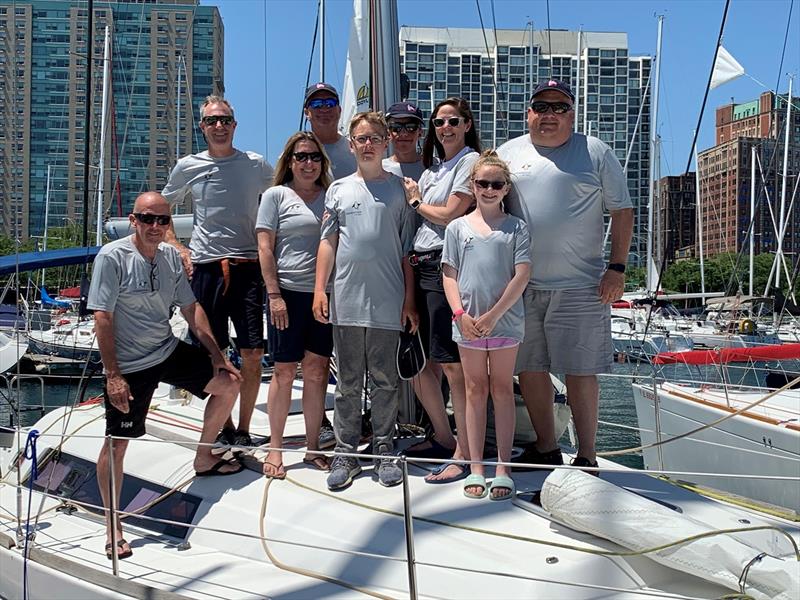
[
  {"left": 307, "top": 98, "right": 339, "bottom": 109},
  {"left": 293, "top": 151, "right": 324, "bottom": 163},
  {"left": 432, "top": 116, "right": 464, "bottom": 128},
  {"left": 388, "top": 122, "right": 421, "bottom": 133},
  {"left": 530, "top": 101, "right": 572, "bottom": 115},
  {"left": 201, "top": 115, "right": 234, "bottom": 126},
  {"left": 134, "top": 213, "right": 172, "bottom": 226},
  {"left": 474, "top": 179, "right": 507, "bottom": 191}
]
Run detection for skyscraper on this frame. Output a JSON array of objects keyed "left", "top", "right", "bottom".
[
  {"left": 0, "top": 0, "right": 223, "bottom": 241},
  {"left": 399, "top": 27, "right": 651, "bottom": 266}
]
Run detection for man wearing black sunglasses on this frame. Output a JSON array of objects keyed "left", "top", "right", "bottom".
[
  {"left": 304, "top": 83, "right": 357, "bottom": 180},
  {"left": 383, "top": 102, "right": 425, "bottom": 182},
  {"left": 89, "top": 191, "right": 244, "bottom": 558},
  {"left": 497, "top": 79, "right": 634, "bottom": 474},
  {"left": 163, "top": 95, "right": 274, "bottom": 451}
]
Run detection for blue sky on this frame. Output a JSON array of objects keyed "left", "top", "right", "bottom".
[{"left": 202, "top": 0, "right": 798, "bottom": 175}]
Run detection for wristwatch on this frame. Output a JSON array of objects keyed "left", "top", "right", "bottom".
[
  {"left": 607, "top": 262, "right": 626, "bottom": 274},
  {"left": 410, "top": 198, "right": 421, "bottom": 210}
]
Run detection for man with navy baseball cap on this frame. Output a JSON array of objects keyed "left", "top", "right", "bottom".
[{"left": 304, "top": 83, "right": 357, "bottom": 180}]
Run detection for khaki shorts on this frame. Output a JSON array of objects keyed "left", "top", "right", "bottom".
[{"left": 516, "top": 286, "right": 612, "bottom": 375}]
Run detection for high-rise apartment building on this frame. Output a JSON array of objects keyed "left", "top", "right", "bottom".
[
  {"left": 657, "top": 173, "right": 696, "bottom": 263},
  {"left": 0, "top": 0, "right": 223, "bottom": 241},
  {"left": 399, "top": 27, "right": 651, "bottom": 266},
  {"left": 697, "top": 92, "right": 799, "bottom": 259}
]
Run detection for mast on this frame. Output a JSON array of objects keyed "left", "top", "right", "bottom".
[
  {"left": 749, "top": 144, "right": 756, "bottom": 296},
  {"left": 528, "top": 21, "right": 534, "bottom": 98},
  {"left": 775, "top": 75, "right": 793, "bottom": 289},
  {"left": 96, "top": 25, "right": 111, "bottom": 246},
  {"left": 574, "top": 27, "right": 581, "bottom": 133},
  {"left": 646, "top": 15, "right": 664, "bottom": 293},
  {"left": 176, "top": 53, "right": 182, "bottom": 165},
  {"left": 695, "top": 142, "right": 706, "bottom": 302}
]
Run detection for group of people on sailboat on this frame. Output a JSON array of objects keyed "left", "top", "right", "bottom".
[{"left": 88, "top": 78, "right": 633, "bottom": 559}]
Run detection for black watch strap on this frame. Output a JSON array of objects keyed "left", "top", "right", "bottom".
[
  {"left": 410, "top": 198, "right": 421, "bottom": 209},
  {"left": 607, "top": 262, "right": 626, "bottom": 274}
]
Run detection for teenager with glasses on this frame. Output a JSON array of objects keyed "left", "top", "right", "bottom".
[
  {"left": 382, "top": 102, "right": 425, "bottom": 182},
  {"left": 162, "top": 95, "right": 274, "bottom": 452},
  {"left": 497, "top": 79, "right": 634, "bottom": 475},
  {"left": 441, "top": 151, "right": 530, "bottom": 500},
  {"left": 313, "top": 112, "right": 418, "bottom": 491},
  {"left": 399, "top": 97, "right": 481, "bottom": 486},
  {"left": 88, "top": 192, "right": 243, "bottom": 560},
  {"left": 255, "top": 132, "right": 334, "bottom": 480},
  {"left": 303, "top": 83, "right": 357, "bottom": 181}
]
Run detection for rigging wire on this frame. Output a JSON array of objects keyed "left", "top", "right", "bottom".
[
  {"left": 263, "top": 0, "right": 269, "bottom": 158},
  {"left": 474, "top": 0, "right": 504, "bottom": 136},
  {"left": 300, "top": 1, "right": 321, "bottom": 131},
  {"left": 545, "top": 0, "right": 553, "bottom": 79},
  {"left": 490, "top": 0, "right": 508, "bottom": 141}
]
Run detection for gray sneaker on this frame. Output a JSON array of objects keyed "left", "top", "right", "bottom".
[
  {"left": 318, "top": 419, "right": 336, "bottom": 450},
  {"left": 375, "top": 453, "right": 403, "bottom": 487},
  {"left": 326, "top": 455, "right": 362, "bottom": 490}
]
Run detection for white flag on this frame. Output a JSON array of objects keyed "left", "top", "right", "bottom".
[
  {"left": 339, "top": 0, "right": 371, "bottom": 134},
  {"left": 710, "top": 46, "right": 745, "bottom": 90}
]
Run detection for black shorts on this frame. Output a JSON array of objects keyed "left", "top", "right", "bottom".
[
  {"left": 416, "top": 285, "right": 460, "bottom": 364},
  {"left": 266, "top": 288, "right": 333, "bottom": 363},
  {"left": 191, "top": 260, "right": 264, "bottom": 350},
  {"left": 104, "top": 341, "right": 214, "bottom": 438}
]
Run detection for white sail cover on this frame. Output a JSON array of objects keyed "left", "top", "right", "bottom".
[
  {"left": 338, "top": 0, "right": 400, "bottom": 134},
  {"left": 541, "top": 469, "right": 798, "bottom": 600},
  {"left": 710, "top": 46, "right": 745, "bottom": 89}
]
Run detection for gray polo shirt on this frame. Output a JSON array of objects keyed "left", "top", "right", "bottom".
[
  {"left": 323, "top": 136, "right": 358, "bottom": 181},
  {"left": 320, "top": 173, "right": 415, "bottom": 330},
  {"left": 382, "top": 157, "right": 425, "bottom": 182},
  {"left": 162, "top": 149, "right": 274, "bottom": 263},
  {"left": 441, "top": 216, "right": 530, "bottom": 343},
  {"left": 413, "top": 148, "right": 478, "bottom": 252},
  {"left": 497, "top": 133, "right": 632, "bottom": 290},
  {"left": 256, "top": 185, "right": 325, "bottom": 293},
  {"left": 87, "top": 236, "right": 196, "bottom": 374}
]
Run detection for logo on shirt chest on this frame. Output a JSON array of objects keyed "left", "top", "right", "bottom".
[
  {"left": 286, "top": 203, "right": 302, "bottom": 213},
  {"left": 345, "top": 201, "right": 363, "bottom": 216},
  {"left": 463, "top": 235, "right": 475, "bottom": 252}
]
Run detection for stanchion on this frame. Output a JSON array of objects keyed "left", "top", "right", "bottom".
[
  {"left": 107, "top": 435, "right": 119, "bottom": 576},
  {"left": 400, "top": 458, "right": 418, "bottom": 600}
]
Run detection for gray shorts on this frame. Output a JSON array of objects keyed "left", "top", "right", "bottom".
[{"left": 516, "top": 286, "right": 612, "bottom": 375}]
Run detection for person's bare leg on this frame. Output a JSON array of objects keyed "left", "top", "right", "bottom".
[
  {"left": 564, "top": 374, "right": 599, "bottom": 462},
  {"left": 97, "top": 438, "right": 130, "bottom": 555},
  {"left": 300, "top": 352, "right": 330, "bottom": 466},
  {"left": 425, "top": 361, "right": 470, "bottom": 482},
  {"left": 408, "top": 362, "right": 456, "bottom": 451},
  {"left": 518, "top": 370, "right": 557, "bottom": 452},
  {"left": 194, "top": 374, "right": 240, "bottom": 472},
  {"left": 489, "top": 347, "right": 518, "bottom": 498},
  {"left": 263, "top": 361, "right": 296, "bottom": 476},
  {"left": 459, "top": 348, "right": 489, "bottom": 496},
  {"left": 236, "top": 348, "right": 263, "bottom": 434}
]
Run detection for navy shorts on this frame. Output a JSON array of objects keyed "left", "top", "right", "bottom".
[
  {"left": 191, "top": 260, "right": 264, "bottom": 350},
  {"left": 416, "top": 285, "right": 460, "bottom": 364},
  {"left": 104, "top": 341, "right": 214, "bottom": 438},
  {"left": 267, "top": 288, "right": 333, "bottom": 363}
]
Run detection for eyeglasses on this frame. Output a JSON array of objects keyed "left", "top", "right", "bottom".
[
  {"left": 148, "top": 261, "right": 159, "bottom": 293},
  {"left": 351, "top": 134, "right": 386, "bottom": 146},
  {"left": 134, "top": 213, "right": 172, "bottom": 226},
  {"left": 432, "top": 116, "right": 465, "bottom": 128},
  {"left": 530, "top": 101, "right": 572, "bottom": 115},
  {"left": 293, "top": 151, "right": 323, "bottom": 163},
  {"left": 307, "top": 98, "right": 339, "bottom": 110},
  {"left": 388, "top": 122, "right": 421, "bottom": 134},
  {"left": 201, "top": 115, "right": 234, "bottom": 127},
  {"left": 474, "top": 179, "right": 507, "bottom": 190}
]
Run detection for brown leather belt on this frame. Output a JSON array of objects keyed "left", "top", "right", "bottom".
[{"left": 219, "top": 257, "right": 259, "bottom": 294}]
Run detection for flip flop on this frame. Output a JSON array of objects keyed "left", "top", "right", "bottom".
[
  {"left": 303, "top": 455, "right": 331, "bottom": 472},
  {"left": 463, "top": 474, "right": 488, "bottom": 499},
  {"left": 105, "top": 538, "right": 133, "bottom": 560},
  {"left": 424, "top": 462, "right": 469, "bottom": 484},
  {"left": 489, "top": 475, "right": 515, "bottom": 501},
  {"left": 195, "top": 458, "right": 245, "bottom": 477},
  {"left": 263, "top": 460, "right": 287, "bottom": 480},
  {"left": 402, "top": 438, "right": 455, "bottom": 460}
]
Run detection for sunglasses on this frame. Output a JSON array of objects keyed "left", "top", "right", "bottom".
[
  {"left": 293, "top": 151, "right": 323, "bottom": 163},
  {"left": 432, "top": 116, "right": 464, "bottom": 128},
  {"left": 388, "top": 122, "right": 421, "bottom": 134},
  {"left": 474, "top": 179, "right": 507, "bottom": 191},
  {"left": 351, "top": 134, "right": 386, "bottom": 146},
  {"left": 201, "top": 115, "right": 234, "bottom": 126},
  {"left": 134, "top": 213, "right": 172, "bottom": 226},
  {"left": 307, "top": 98, "right": 339, "bottom": 109},
  {"left": 530, "top": 101, "right": 572, "bottom": 115}
]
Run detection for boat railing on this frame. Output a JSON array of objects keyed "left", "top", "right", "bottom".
[{"left": 0, "top": 373, "right": 48, "bottom": 426}]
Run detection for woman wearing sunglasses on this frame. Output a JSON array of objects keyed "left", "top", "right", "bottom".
[
  {"left": 401, "top": 97, "right": 481, "bottom": 485},
  {"left": 256, "top": 131, "right": 334, "bottom": 479}
]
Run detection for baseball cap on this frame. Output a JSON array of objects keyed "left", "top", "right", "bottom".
[
  {"left": 304, "top": 82, "right": 339, "bottom": 105},
  {"left": 385, "top": 102, "right": 424, "bottom": 123},
  {"left": 530, "top": 80, "right": 575, "bottom": 103},
  {"left": 396, "top": 325, "right": 426, "bottom": 381}
]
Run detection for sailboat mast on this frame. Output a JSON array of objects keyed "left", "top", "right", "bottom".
[
  {"left": 749, "top": 145, "right": 756, "bottom": 296},
  {"left": 574, "top": 28, "right": 581, "bottom": 133},
  {"left": 776, "top": 74, "right": 793, "bottom": 289},
  {"left": 96, "top": 26, "right": 111, "bottom": 246},
  {"left": 81, "top": 0, "right": 94, "bottom": 250},
  {"left": 695, "top": 142, "right": 706, "bottom": 302},
  {"left": 647, "top": 15, "right": 664, "bottom": 293},
  {"left": 176, "top": 54, "right": 182, "bottom": 165}
]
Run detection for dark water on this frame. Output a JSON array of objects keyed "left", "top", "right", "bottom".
[{"left": 3, "top": 364, "right": 646, "bottom": 468}]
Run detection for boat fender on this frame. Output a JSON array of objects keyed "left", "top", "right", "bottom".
[{"left": 738, "top": 319, "right": 756, "bottom": 334}]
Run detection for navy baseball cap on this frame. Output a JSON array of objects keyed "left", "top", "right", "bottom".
[
  {"left": 385, "top": 102, "right": 424, "bottom": 123},
  {"left": 530, "top": 80, "right": 575, "bottom": 103},
  {"left": 304, "top": 82, "right": 339, "bottom": 105}
]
